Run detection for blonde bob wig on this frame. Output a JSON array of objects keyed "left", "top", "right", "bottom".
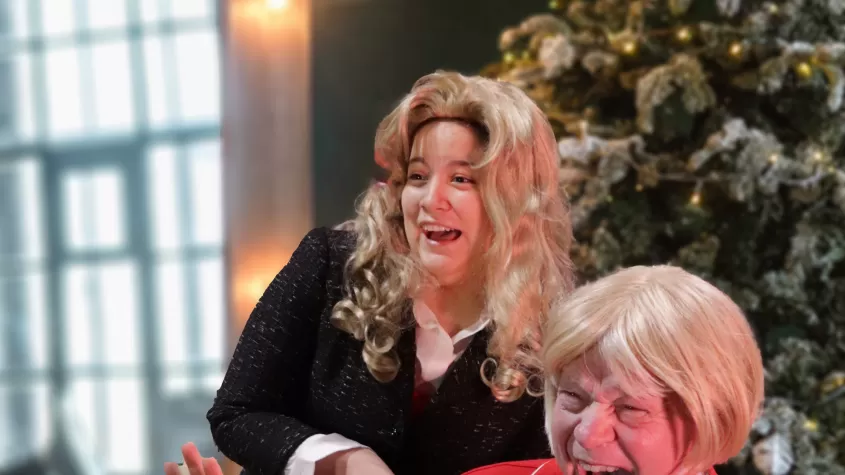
[
  {"left": 331, "top": 70, "right": 575, "bottom": 402},
  {"left": 543, "top": 265, "right": 765, "bottom": 472}
]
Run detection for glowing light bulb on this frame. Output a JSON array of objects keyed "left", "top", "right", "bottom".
[
  {"left": 729, "top": 42, "right": 743, "bottom": 57},
  {"left": 690, "top": 192, "right": 701, "bottom": 205},
  {"left": 267, "top": 0, "right": 289, "bottom": 9},
  {"left": 796, "top": 62, "right": 813, "bottom": 78},
  {"left": 676, "top": 27, "right": 692, "bottom": 42}
]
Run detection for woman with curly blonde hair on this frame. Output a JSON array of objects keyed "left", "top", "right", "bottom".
[{"left": 166, "top": 70, "right": 574, "bottom": 475}]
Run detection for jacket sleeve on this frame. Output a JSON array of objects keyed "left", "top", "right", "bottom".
[
  {"left": 207, "top": 227, "right": 335, "bottom": 474},
  {"left": 502, "top": 399, "right": 553, "bottom": 462}
]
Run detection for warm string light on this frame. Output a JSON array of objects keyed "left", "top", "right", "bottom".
[
  {"left": 690, "top": 182, "right": 703, "bottom": 206},
  {"left": 675, "top": 27, "right": 692, "bottom": 42},
  {"left": 796, "top": 62, "right": 813, "bottom": 78},
  {"left": 769, "top": 153, "right": 779, "bottom": 164},
  {"left": 729, "top": 41, "right": 744, "bottom": 58}
]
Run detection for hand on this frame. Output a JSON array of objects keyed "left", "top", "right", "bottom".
[
  {"left": 315, "top": 448, "right": 394, "bottom": 475},
  {"left": 164, "top": 442, "right": 224, "bottom": 475}
]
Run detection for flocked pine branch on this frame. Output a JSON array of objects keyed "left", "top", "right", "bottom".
[{"left": 484, "top": 1, "right": 845, "bottom": 473}]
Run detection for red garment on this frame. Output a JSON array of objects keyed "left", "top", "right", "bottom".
[
  {"left": 462, "top": 459, "right": 719, "bottom": 475},
  {"left": 411, "top": 383, "right": 434, "bottom": 418}
]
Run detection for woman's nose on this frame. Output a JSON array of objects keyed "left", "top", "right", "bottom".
[
  {"left": 573, "top": 404, "right": 615, "bottom": 449},
  {"left": 420, "top": 179, "right": 450, "bottom": 211}
]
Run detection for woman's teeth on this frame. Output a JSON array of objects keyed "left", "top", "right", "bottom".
[
  {"left": 421, "top": 225, "right": 461, "bottom": 242},
  {"left": 580, "top": 462, "right": 627, "bottom": 473}
]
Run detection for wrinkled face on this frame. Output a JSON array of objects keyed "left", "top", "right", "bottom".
[
  {"left": 550, "top": 349, "right": 693, "bottom": 475},
  {"left": 400, "top": 120, "right": 492, "bottom": 288}
]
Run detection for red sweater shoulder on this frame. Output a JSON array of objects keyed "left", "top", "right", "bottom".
[
  {"left": 463, "top": 460, "right": 719, "bottom": 475},
  {"left": 462, "top": 459, "right": 559, "bottom": 475}
]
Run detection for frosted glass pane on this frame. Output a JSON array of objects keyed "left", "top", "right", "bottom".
[
  {"left": 196, "top": 257, "right": 223, "bottom": 361},
  {"left": 163, "top": 373, "right": 190, "bottom": 396},
  {"left": 0, "top": 53, "right": 36, "bottom": 144},
  {"left": 142, "top": 35, "right": 170, "bottom": 127},
  {"left": 14, "top": 53, "right": 35, "bottom": 141},
  {"left": 91, "top": 40, "right": 135, "bottom": 132},
  {"left": 106, "top": 378, "right": 147, "bottom": 472},
  {"left": 147, "top": 144, "right": 181, "bottom": 250},
  {"left": 156, "top": 259, "right": 188, "bottom": 365},
  {"left": 0, "top": 383, "right": 52, "bottom": 467},
  {"left": 64, "top": 260, "right": 139, "bottom": 366},
  {"left": 139, "top": 0, "right": 165, "bottom": 24},
  {"left": 0, "top": 273, "right": 48, "bottom": 371},
  {"left": 45, "top": 47, "right": 84, "bottom": 137},
  {"left": 41, "top": 0, "right": 76, "bottom": 37},
  {"left": 16, "top": 160, "right": 44, "bottom": 260},
  {"left": 100, "top": 262, "right": 140, "bottom": 365},
  {"left": 0, "top": 159, "right": 44, "bottom": 260},
  {"left": 66, "top": 379, "right": 100, "bottom": 461},
  {"left": 25, "top": 272, "right": 48, "bottom": 370},
  {"left": 172, "top": 0, "right": 211, "bottom": 20},
  {"left": 1, "top": 0, "right": 31, "bottom": 39},
  {"left": 62, "top": 169, "right": 126, "bottom": 251},
  {"left": 64, "top": 265, "right": 94, "bottom": 366},
  {"left": 86, "top": 0, "right": 128, "bottom": 31},
  {"left": 64, "top": 173, "right": 86, "bottom": 250},
  {"left": 174, "top": 30, "right": 219, "bottom": 123},
  {"left": 188, "top": 140, "right": 222, "bottom": 246},
  {"left": 91, "top": 170, "right": 125, "bottom": 249},
  {"left": 204, "top": 372, "right": 224, "bottom": 392}
]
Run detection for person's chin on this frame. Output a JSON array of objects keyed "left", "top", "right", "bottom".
[{"left": 420, "top": 259, "right": 462, "bottom": 286}]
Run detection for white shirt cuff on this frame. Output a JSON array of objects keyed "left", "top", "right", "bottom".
[{"left": 284, "top": 433, "right": 368, "bottom": 475}]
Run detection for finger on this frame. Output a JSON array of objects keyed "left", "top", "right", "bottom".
[
  {"left": 202, "top": 457, "right": 225, "bottom": 475},
  {"left": 182, "top": 443, "right": 205, "bottom": 475},
  {"left": 163, "top": 462, "right": 183, "bottom": 475}
]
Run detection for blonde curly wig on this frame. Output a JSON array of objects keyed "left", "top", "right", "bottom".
[{"left": 331, "top": 71, "right": 574, "bottom": 402}]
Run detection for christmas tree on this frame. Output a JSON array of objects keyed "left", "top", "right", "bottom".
[{"left": 482, "top": 1, "right": 845, "bottom": 473}]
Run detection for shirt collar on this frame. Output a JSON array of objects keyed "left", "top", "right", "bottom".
[{"left": 412, "top": 300, "right": 490, "bottom": 344}]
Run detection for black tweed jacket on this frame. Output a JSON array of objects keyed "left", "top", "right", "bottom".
[{"left": 207, "top": 227, "right": 550, "bottom": 475}]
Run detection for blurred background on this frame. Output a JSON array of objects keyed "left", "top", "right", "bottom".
[
  {"left": 6, "top": 0, "right": 844, "bottom": 474},
  {"left": 0, "top": 0, "right": 544, "bottom": 474}
]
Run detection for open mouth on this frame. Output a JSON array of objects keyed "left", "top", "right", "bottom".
[
  {"left": 421, "top": 224, "right": 462, "bottom": 243},
  {"left": 579, "top": 462, "right": 632, "bottom": 475}
]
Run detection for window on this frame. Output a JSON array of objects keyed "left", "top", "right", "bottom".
[{"left": 0, "top": 1, "right": 224, "bottom": 473}]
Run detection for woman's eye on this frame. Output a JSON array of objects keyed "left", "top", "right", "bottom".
[
  {"left": 453, "top": 176, "right": 474, "bottom": 184},
  {"left": 408, "top": 173, "right": 425, "bottom": 181},
  {"left": 559, "top": 390, "right": 581, "bottom": 401}
]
